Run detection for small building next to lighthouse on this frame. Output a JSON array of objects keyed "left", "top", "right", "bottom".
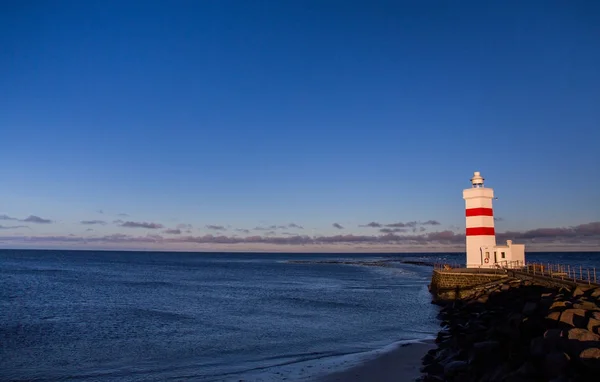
[{"left": 463, "top": 171, "right": 525, "bottom": 268}]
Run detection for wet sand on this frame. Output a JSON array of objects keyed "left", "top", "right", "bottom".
[{"left": 317, "top": 340, "right": 434, "bottom": 382}]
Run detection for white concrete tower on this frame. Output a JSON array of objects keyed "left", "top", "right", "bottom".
[{"left": 463, "top": 171, "right": 496, "bottom": 267}]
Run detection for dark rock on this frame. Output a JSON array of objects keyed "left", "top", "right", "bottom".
[
  {"left": 421, "top": 362, "right": 443, "bottom": 376},
  {"left": 469, "top": 340, "right": 500, "bottom": 365},
  {"left": 436, "top": 330, "right": 451, "bottom": 343},
  {"left": 422, "top": 349, "right": 437, "bottom": 365},
  {"left": 530, "top": 336, "right": 546, "bottom": 358},
  {"left": 522, "top": 301, "right": 537, "bottom": 316},
  {"left": 544, "top": 328, "right": 565, "bottom": 352},
  {"left": 548, "top": 376, "right": 570, "bottom": 382},
  {"left": 507, "top": 312, "right": 523, "bottom": 327},
  {"left": 543, "top": 352, "right": 571, "bottom": 379},
  {"left": 443, "top": 360, "right": 468, "bottom": 377},
  {"left": 512, "top": 361, "right": 538, "bottom": 378},
  {"left": 501, "top": 284, "right": 511, "bottom": 291},
  {"left": 590, "top": 288, "right": 600, "bottom": 299},
  {"left": 579, "top": 347, "right": 600, "bottom": 371}
]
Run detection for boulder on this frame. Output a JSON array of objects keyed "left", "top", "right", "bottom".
[
  {"left": 443, "top": 360, "right": 468, "bottom": 378},
  {"left": 587, "top": 317, "right": 600, "bottom": 335},
  {"left": 421, "top": 362, "right": 444, "bottom": 376},
  {"left": 573, "top": 287, "right": 585, "bottom": 298},
  {"left": 501, "top": 284, "right": 511, "bottom": 291},
  {"left": 546, "top": 311, "right": 562, "bottom": 323},
  {"left": 563, "top": 328, "right": 600, "bottom": 357},
  {"left": 559, "top": 309, "right": 588, "bottom": 328},
  {"left": 550, "top": 300, "right": 570, "bottom": 311},
  {"left": 512, "top": 361, "right": 538, "bottom": 378},
  {"left": 579, "top": 347, "right": 600, "bottom": 371},
  {"left": 530, "top": 336, "right": 546, "bottom": 358},
  {"left": 544, "top": 329, "right": 564, "bottom": 352},
  {"left": 522, "top": 301, "right": 537, "bottom": 316},
  {"left": 548, "top": 376, "right": 570, "bottom": 382},
  {"left": 468, "top": 340, "right": 500, "bottom": 365},
  {"left": 565, "top": 327, "right": 600, "bottom": 342},
  {"left": 573, "top": 301, "right": 600, "bottom": 311},
  {"left": 590, "top": 288, "right": 600, "bottom": 299},
  {"left": 543, "top": 352, "right": 570, "bottom": 379}
]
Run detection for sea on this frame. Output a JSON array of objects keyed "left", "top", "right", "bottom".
[{"left": 1, "top": 250, "right": 598, "bottom": 381}]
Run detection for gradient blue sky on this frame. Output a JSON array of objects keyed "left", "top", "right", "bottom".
[{"left": 1, "top": 1, "right": 599, "bottom": 251}]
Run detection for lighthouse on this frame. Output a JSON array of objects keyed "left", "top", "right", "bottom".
[{"left": 463, "top": 171, "right": 525, "bottom": 268}]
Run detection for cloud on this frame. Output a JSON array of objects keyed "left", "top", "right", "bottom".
[
  {"left": 206, "top": 225, "right": 226, "bottom": 231},
  {"left": 360, "top": 222, "right": 382, "bottom": 228},
  {"left": 3, "top": 221, "right": 599, "bottom": 251},
  {"left": 176, "top": 223, "right": 193, "bottom": 230},
  {"left": 0, "top": 225, "right": 29, "bottom": 230},
  {"left": 497, "top": 222, "right": 600, "bottom": 242},
  {"left": 332, "top": 223, "right": 344, "bottom": 229},
  {"left": 379, "top": 228, "right": 407, "bottom": 234},
  {"left": 85, "top": 228, "right": 94, "bottom": 232},
  {"left": 385, "top": 221, "right": 419, "bottom": 228},
  {"left": 81, "top": 220, "right": 107, "bottom": 225},
  {"left": 494, "top": 217, "right": 504, "bottom": 222},
  {"left": 97, "top": 210, "right": 104, "bottom": 214},
  {"left": 117, "top": 213, "right": 130, "bottom": 217},
  {"left": 23, "top": 215, "right": 52, "bottom": 224},
  {"left": 254, "top": 224, "right": 302, "bottom": 231},
  {"left": 235, "top": 228, "right": 250, "bottom": 234},
  {"left": 421, "top": 220, "right": 441, "bottom": 226},
  {"left": 120, "top": 221, "right": 164, "bottom": 229},
  {"left": 163, "top": 229, "right": 182, "bottom": 235},
  {"left": 1, "top": 214, "right": 53, "bottom": 224}
]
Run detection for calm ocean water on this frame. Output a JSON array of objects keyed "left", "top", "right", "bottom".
[{"left": 1, "top": 250, "right": 598, "bottom": 381}]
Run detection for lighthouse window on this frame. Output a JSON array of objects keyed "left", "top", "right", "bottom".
[{"left": 501, "top": 252, "right": 506, "bottom": 259}]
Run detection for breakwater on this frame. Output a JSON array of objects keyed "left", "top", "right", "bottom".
[{"left": 421, "top": 275, "right": 600, "bottom": 381}]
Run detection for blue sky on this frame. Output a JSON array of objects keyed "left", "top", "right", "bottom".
[{"left": 1, "top": 1, "right": 599, "bottom": 251}]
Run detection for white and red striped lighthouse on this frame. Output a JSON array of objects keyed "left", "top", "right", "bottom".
[{"left": 463, "top": 171, "right": 497, "bottom": 267}]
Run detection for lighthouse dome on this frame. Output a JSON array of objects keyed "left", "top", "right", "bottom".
[{"left": 471, "top": 171, "right": 484, "bottom": 188}]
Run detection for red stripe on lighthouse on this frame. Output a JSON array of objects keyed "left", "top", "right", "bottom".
[
  {"left": 466, "top": 227, "right": 495, "bottom": 236},
  {"left": 465, "top": 208, "right": 494, "bottom": 217}
]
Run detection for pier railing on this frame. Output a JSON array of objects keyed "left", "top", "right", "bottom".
[
  {"left": 521, "top": 262, "right": 598, "bottom": 285},
  {"left": 433, "top": 261, "right": 599, "bottom": 286}
]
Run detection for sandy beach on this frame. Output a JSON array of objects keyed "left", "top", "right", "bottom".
[{"left": 317, "top": 340, "right": 434, "bottom": 382}]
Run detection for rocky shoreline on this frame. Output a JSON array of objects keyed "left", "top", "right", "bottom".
[{"left": 419, "top": 278, "right": 600, "bottom": 381}]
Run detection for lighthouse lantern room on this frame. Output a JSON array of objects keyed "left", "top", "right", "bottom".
[{"left": 463, "top": 172, "right": 525, "bottom": 268}]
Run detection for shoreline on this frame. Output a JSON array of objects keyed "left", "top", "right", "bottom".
[{"left": 314, "top": 339, "right": 435, "bottom": 382}]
